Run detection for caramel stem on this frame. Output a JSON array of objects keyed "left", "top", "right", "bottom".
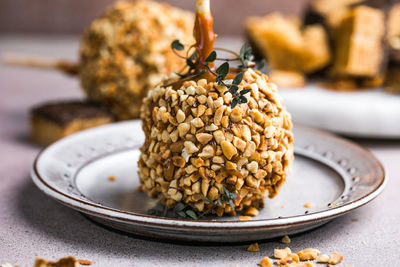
[
  {"left": 1, "top": 53, "right": 79, "bottom": 76},
  {"left": 194, "top": 0, "right": 216, "bottom": 72}
]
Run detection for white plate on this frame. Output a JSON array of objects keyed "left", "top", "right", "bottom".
[
  {"left": 280, "top": 86, "right": 400, "bottom": 138},
  {"left": 31, "top": 121, "right": 385, "bottom": 242}
]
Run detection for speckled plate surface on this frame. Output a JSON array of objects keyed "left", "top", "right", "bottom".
[{"left": 31, "top": 121, "right": 385, "bottom": 242}]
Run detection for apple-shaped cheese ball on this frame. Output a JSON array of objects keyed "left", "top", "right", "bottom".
[
  {"left": 138, "top": 68, "right": 294, "bottom": 216},
  {"left": 79, "top": 0, "right": 194, "bottom": 120}
]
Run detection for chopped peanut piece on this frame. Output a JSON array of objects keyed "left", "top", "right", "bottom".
[
  {"left": 239, "top": 216, "right": 252, "bottom": 221},
  {"left": 107, "top": 175, "right": 116, "bottom": 181},
  {"left": 247, "top": 242, "right": 260, "bottom": 252},
  {"left": 176, "top": 109, "right": 186, "bottom": 123},
  {"left": 281, "top": 235, "right": 291, "bottom": 244},
  {"left": 297, "top": 262, "right": 315, "bottom": 267},
  {"left": 317, "top": 254, "right": 329, "bottom": 263},
  {"left": 184, "top": 141, "right": 199, "bottom": 154},
  {"left": 274, "top": 247, "right": 291, "bottom": 259},
  {"left": 296, "top": 248, "right": 320, "bottom": 261},
  {"left": 195, "top": 133, "right": 213, "bottom": 144},
  {"left": 280, "top": 253, "right": 299, "bottom": 264},
  {"left": 259, "top": 257, "right": 273, "bottom": 267},
  {"left": 77, "top": 259, "right": 93, "bottom": 265},
  {"left": 221, "top": 140, "right": 238, "bottom": 160},
  {"left": 328, "top": 252, "right": 343, "bottom": 265},
  {"left": 244, "top": 207, "right": 259, "bottom": 217},
  {"left": 304, "top": 202, "right": 313, "bottom": 208}
]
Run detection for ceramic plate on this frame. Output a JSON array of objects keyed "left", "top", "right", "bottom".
[
  {"left": 280, "top": 86, "right": 400, "bottom": 139},
  {"left": 31, "top": 121, "right": 385, "bottom": 242}
]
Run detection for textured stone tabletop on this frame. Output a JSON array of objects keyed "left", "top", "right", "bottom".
[{"left": 0, "top": 36, "right": 399, "bottom": 267}]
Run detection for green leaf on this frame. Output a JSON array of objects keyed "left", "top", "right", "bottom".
[
  {"left": 216, "top": 62, "right": 229, "bottom": 80},
  {"left": 229, "top": 199, "right": 235, "bottom": 211},
  {"left": 239, "top": 95, "right": 248, "bottom": 103},
  {"left": 201, "top": 196, "right": 214, "bottom": 204},
  {"left": 256, "top": 59, "right": 266, "bottom": 70},
  {"left": 205, "top": 51, "right": 217, "bottom": 63},
  {"left": 245, "top": 47, "right": 255, "bottom": 62},
  {"left": 174, "top": 202, "right": 185, "bottom": 212},
  {"left": 185, "top": 209, "right": 198, "bottom": 220},
  {"left": 217, "top": 197, "right": 224, "bottom": 207},
  {"left": 240, "top": 89, "right": 251, "bottom": 96},
  {"left": 231, "top": 97, "right": 239, "bottom": 109},
  {"left": 147, "top": 209, "right": 158, "bottom": 216},
  {"left": 223, "top": 186, "right": 230, "bottom": 197},
  {"left": 177, "top": 211, "right": 187, "bottom": 218},
  {"left": 240, "top": 44, "right": 246, "bottom": 59},
  {"left": 229, "top": 84, "right": 238, "bottom": 95},
  {"left": 232, "top": 72, "right": 244, "bottom": 86},
  {"left": 162, "top": 206, "right": 169, "bottom": 217},
  {"left": 171, "top": 40, "right": 184, "bottom": 51}
]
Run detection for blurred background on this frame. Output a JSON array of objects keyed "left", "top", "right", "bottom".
[{"left": 0, "top": 0, "right": 307, "bottom": 36}]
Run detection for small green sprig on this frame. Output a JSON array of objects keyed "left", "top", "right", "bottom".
[
  {"left": 171, "top": 40, "right": 264, "bottom": 109},
  {"left": 147, "top": 186, "right": 238, "bottom": 220}
]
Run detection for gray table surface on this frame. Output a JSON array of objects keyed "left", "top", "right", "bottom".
[{"left": 0, "top": 36, "right": 399, "bottom": 267}]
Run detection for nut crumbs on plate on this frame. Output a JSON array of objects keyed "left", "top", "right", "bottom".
[
  {"left": 328, "top": 252, "right": 343, "bottom": 265},
  {"left": 244, "top": 207, "right": 259, "bottom": 217},
  {"left": 296, "top": 248, "right": 320, "bottom": 261},
  {"left": 274, "top": 247, "right": 291, "bottom": 259},
  {"left": 77, "top": 259, "right": 93, "bottom": 265},
  {"left": 247, "top": 242, "right": 260, "bottom": 252},
  {"left": 257, "top": 247, "right": 343, "bottom": 267},
  {"left": 108, "top": 175, "right": 116, "bottom": 181},
  {"left": 239, "top": 215, "right": 252, "bottom": 221},
  {"left": 281, "top": 235, "right": 291, "bottom": 244},
  {"left": 279, "top": 253, "right": 300, "bottom": 264},
  {"left": 259, "top": 257, "right": 273, "bottom": 267},
  {"left": 303, "top": 202, "right": 313, "bottom": 208},
  {"left": 316, "top": 254, "right": 329, "bottom": 263}
]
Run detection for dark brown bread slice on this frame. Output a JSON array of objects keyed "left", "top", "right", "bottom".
[{"left": 30, "top": 100, "right": 114, "bottom": 146}]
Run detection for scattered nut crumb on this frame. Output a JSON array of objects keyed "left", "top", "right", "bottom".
[
  {"left": 244, "top": 207, "right": 259, "bottom": 217},
  {"left": 328, "top": 252, "right": 343, "bottom": 265},
  {"left": 33, "top": 256, "right": 79, "bottom": 267},
  {"left": 108, "top": 175, "right": 116, "bottom": 181},
  {"left": 298, "top": 262, "right": 315, "bottom": 267},
  {"left": 317, "top": 254, "right": 329, "bottom": 263},
  {"left": 274, "top": 247, "right": 291, "bottom": 259},
  {"left": 279, "top": 253, "right": 300, "bottom": 264},
  {"left": 303, "top": 202, "right": 313, "bottom": 208},
  {"left": 259, "top": 257, "right": 273, "bottom": 267},
  {"left": 281, "top": 235, "right": 291, "bottom": 244},
  {"left": 247, "top": 242, "right": 260, "bottom": 252},
  {"left": 77, "top": 259, "right": 93, "bottom": 265},
  {"left": 239, "top": 216, "right": 253, "bottom": 221},
  {"left": 258, "top": 248, "right": 342, "bottom": 267},
  {"left": 296, "top": 248, "right": 320, "bottom": 261}
]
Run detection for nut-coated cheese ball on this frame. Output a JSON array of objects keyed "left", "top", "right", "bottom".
[
  {"left": 138, "top": 68, "right": 294, "bottom": 216},
  {"left": 79, "top": 0, "right": 194, "bottom": 120}
]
